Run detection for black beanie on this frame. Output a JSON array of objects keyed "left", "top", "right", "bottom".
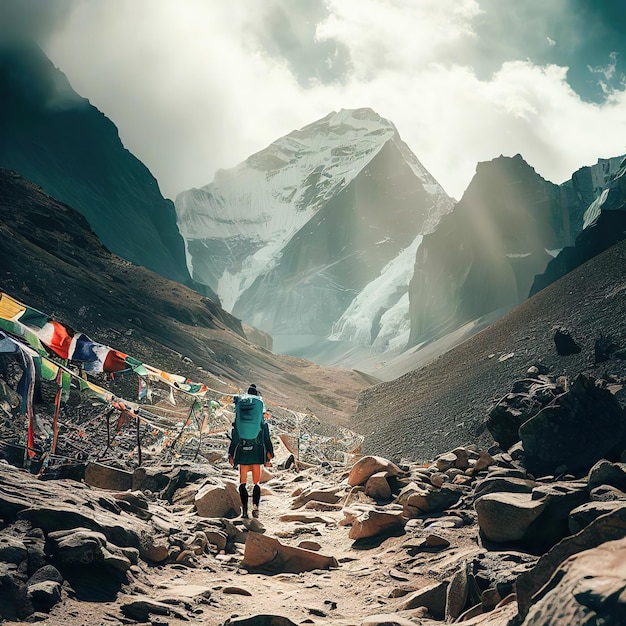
[{"left": 247, "top": 384, "right": 258, "bottom": 395}]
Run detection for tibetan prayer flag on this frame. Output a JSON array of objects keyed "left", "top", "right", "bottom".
[
  {"left": 68, "top": 333, "right": 99, "bottom": 362},
  {"left": 0, "top": 293, "right": 25, "bottom": 321},
  {"left": 18, "top": 306, "right": 49, "bottom": 329},
  {"left": 104, "top": 349, "right": 129, "bottom": 372},
  {"left": 35, "top": 321, "right": 73, "bottom": 359}
]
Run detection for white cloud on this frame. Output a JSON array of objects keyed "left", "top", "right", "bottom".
[
  {"left": 316, "top": 0, "right": 481, "bottom": 76},
  {"left": 43, "top": 0, "right": 626, "bottom": 202}
]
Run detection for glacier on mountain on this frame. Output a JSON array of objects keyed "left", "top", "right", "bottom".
[{"left": 175, "top": 108, "right": 453, "bottom": 359}]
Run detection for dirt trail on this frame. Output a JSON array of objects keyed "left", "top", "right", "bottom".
[{"left": 6, "top": 461, "right": 479, "bottom": 626}]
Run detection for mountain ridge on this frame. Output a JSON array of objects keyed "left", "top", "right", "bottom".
[{"left": 0, "top": 42, "right": 195, "bottom": 291}]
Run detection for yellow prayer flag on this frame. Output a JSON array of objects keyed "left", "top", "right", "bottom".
[{"left": 0, "top": 293, "right": 25, "bottom": 321}]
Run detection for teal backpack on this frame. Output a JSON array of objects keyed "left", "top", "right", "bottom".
[{"left": 234, "top": 394, "right": 264, "bottom": 440}]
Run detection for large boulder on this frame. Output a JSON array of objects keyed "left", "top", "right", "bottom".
[
  {"left": 348, "top": 508, "right": 407, "bottom": 541},
  {"left": 348, "top": 456, "right": 405, "bottom": 487},
  {"left": 522, "top": 536, "right": 626, "bottom": 624},
  {"left": 47, "top": 528, "right": 133, "bottom": 573},
  {"left": 520, "top": 374, "right": 626, "bottom": 476},
  {"left": 475, "top": 492, "right": 547, "bottom": 543},
  {"left": 486, "top": 376, "right": 564, "bottom": 450},
  {"left": 515, "top": 503, "right": 626, "bottom": 620},
  {"left": 242, "top": 532, "right": 338, "bottom": 574},
  {"left": 194, "top": 481, "right": 241, "bottom": 518}
]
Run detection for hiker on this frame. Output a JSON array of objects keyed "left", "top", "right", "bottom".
[{"left": 228, "top": 385, "right": 274, "bottom": 518}]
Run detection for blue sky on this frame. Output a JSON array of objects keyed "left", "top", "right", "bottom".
[{"left": 2, "top": 0, "right": 626, "bottom": 200}]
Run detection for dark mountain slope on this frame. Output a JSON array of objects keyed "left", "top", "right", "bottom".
[
  {"left": 0, "top": 43, "right": 194, "bottom": 290},
  {"left": 0, "top": 169, "right": 376, "bottom": 424},
  {"left": 356, "top": 235, "right": 626, "bottom": 461}
]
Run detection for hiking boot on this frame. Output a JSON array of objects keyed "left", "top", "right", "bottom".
[
  {"left": 239, "top": 484, "right": 249, "bottom": 519},
  {"left": 252, "top": 505, "right": 259, "bottom": 518}
]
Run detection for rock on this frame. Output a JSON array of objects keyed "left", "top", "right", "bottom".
[
  {"left": 27, "top": 581, "right": 62, "bottom": 613},
  {"left": 480, "top": 587, "right": 502, "bottom": 611},
  {"left": 588, "top": 459, "right": 626, "bottom": 492},
  {"left": 120, "top": 596, "right": 186, "bottom": 621},
  {"left": 446, "top": 562, "right": 471, "bottom": 620},
  {"left": 203, "top": 529, "right": 229, "bottom": 551},
  {"left": 568, "top": 501, "right": 626, "bottom": 534},
  {"left": 402, "top": 484, "right": 464, "bottom": 516},
  {"left": 522, "top": 536, "right": 626, "bottom": 624},
  {"left": 590, "top": 484, "right": 626, "bottom": 502},
  {"left": 486, "top": 378, "right": 562, "bottom": 451},
  {"left": 523, "top": 481, "right": 589, "bottom": 551},
  {"left": 291, "top": 486, "right": 343, "bottom": 509},
  {"left": 472, "top": 450, "right": 495, "bottom": 474},
  {"left": 23, "top": 530, "right": 47, "bottom": 575},
  {"left": 515, "top": 503, "right": 626, "bottom": 620},
  {"left": 347, "top": 456, "right": 404, "bottom": 487},
  {"left": 397, "top": 581, "right": 449, "bottom": 619},
  {"left": 0, "top": 561, "right": 31, "bottom": 620},
  {"left": 475, "top": 492, "right": 547, "bottom": 543},
  {"left": 554, "top": 327, "right": 582, "bottom": 355},
  {"left": 171, "top": 482, "right": 199, "bottom": 506},
  {"left": 223, "top": 616, "right": 298, "bottom": 626},
  {"left": 47, "top": 527, "right": 132, "bottom": 572},
  {"left": 473, "top": 476, "right": 536, "bottom": 500},
  {"left": 405, "top": 534, "right": 450, "bottom": 555},
  {"left": 27, "top": 565, "right": 63, "bottom": 587},
  {"left": 451, "top": 447, "right": 471, "bottom": 470},
  {"left": 84, "top": 462, "right": 133, "bottom": 491},
  {"left": 0, "top": 535, "right": 27, "bottom": 564},
  {"left": 472, "top": 551, "right": 537, "bottom": 601},
  {"left": 594, "top": 333, "right": 620, "bottom": 363},
  {"left": 297, "top": 540, "right": 321, "bottom": 551},
  {"left": 194, "top": 481, "right": 240, "bottom": 518},
  {"left": 365, "top": 472, "right": 392, "bottom": 501},
  {"left": 222, "top": 586, "right": 253, "bottom": 596},
  {"left": 435, "top": 452, "right": 458, "bottom": 472},
  {"left": 242, "top": 532, "right": 338, "bottom": 574},
  {"left": 520, "top": 374, "right": 626, "bottom": 476},
  {"left": 453, "top": 601, "right": 518, "bottom": 624},
  {"left": 430, "top": 472, "right": 447, "bottom": 488},
  {"left": 348, "top": 509, "right": 406, "bottom": 541}
]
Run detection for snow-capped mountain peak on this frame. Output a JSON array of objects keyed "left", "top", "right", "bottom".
[{"left": 175, "top": 108, "right": 453, "bottom": 358}]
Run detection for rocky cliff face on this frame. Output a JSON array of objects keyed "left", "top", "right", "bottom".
[
  {"left": 176, "top": 108, "right": 453, "bottom": 357},
  {"left": 407, "top": 154, "right": 624, "bottom": 348},
  {"left": 531, "top": 158, "right": 626, "bottom": 296},
  {"left": 0, "top": 43, "right": 193, "bottom": 289}
]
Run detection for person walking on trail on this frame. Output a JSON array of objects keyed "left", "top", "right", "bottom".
[{"left": 228, "top": 384, "right": 273, "bottom": 518}]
